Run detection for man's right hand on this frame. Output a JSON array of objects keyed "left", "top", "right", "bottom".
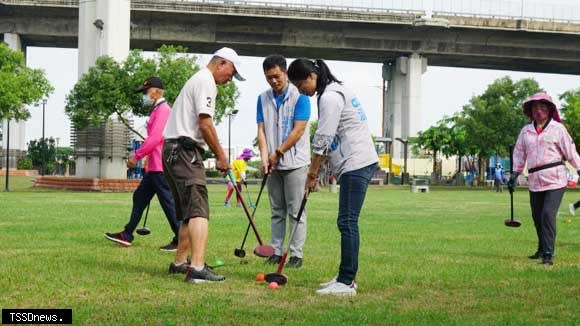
[
  {"left": 215, "top": 156, "right": 229, "bottom": 172},
  {"left": 261, "top": 160, "right": 271, "bottom": 175}
]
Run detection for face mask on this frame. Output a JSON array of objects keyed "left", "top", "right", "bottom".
[
  {"left": 532, "top": 108, "right": 548, "bottom": 121},
  {"left": 142, "top": 94, "right": 153, "bottom": 107}
]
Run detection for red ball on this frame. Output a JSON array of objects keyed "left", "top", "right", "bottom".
[{"left": 256, "top": 273, "right": 265, "bottom": 282}]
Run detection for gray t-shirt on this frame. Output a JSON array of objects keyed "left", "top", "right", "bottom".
[
  {"left": 164, "top": 67, "right": 217, "bottom": 150},
  {"left": 313, "top": 82, "right": 378, "bottom": 179}
]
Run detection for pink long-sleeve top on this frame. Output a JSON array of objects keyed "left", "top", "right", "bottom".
[
  {"left": 513, "top": 119, "right": 580, "bottom": 192},
  {"left": 133, "top": 99, "right": 171, "bottom": 172}
]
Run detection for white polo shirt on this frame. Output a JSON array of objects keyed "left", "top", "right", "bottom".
[{"left": 164, "top": 67, "right": 217, "bottom": 150}]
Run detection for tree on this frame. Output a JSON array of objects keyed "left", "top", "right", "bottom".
[
  {"left": 456, "top": 77, "right": 542, "bottom": 181},
  {"left": 309, "top": 120, "right": 318, "bottom": 145},
  {"left": 65, "top": 45, "right": 239, "bottom": 139},
  {"left": 414, "top": 122, "right": 453, "bottom": 182},
  {"left": 26, "top": 137, "right": 56, "bottom": 175},
  {"left": 0, "top": 42, "right": 53, "bottom": 121},
  {"left": 440, "top": 114, "right": 476, "bottom": 173},
  {"left": 559, "top": 89, "right": 580, "bottom": 154}
]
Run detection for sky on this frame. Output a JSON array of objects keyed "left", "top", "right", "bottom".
[{"left": 23, "top": 47, "right": 580, "bottom": 150}]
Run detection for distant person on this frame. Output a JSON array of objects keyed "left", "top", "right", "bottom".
[
  {"left": 105, "top": 77, "right": 180, "bottom": 252},
  {"left": 163, "top": 47, "right": 245, "bottom": 283},
  {"left": 224, "top": 148, "right": 255, "bottom": 207},
  {"left": 494, "top": 162, "right": 504, "bottom": 192},
  {"left": 288, "top": 58, "right": 378, "bottom": 296},
  {"left": 256, "top": 55, "right": 311, "bottom": 269},
  {"left": 508, "top": 92, "right": 580, "bottom": 265}
]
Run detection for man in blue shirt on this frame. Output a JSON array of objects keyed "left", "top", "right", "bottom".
[
  {"left": 256, "top": 54, "right": 311, "bottom": 268},
  {"left": 494, "top": 162, "right": 504, "bottom": 192}
]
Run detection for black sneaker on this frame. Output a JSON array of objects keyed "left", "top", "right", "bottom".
[
  {"left": 542, "top": 253, "right": 554, "bottom": 266},
  {"left": 160, "top": 241, "right": 178, "bottom": 252},
  {"left": 528, "top": 251, "right": 542, "bottom": 259},
  {"left": 285, "top": 256, "right": 303, "bottom": 268},
  {"left": 104, "top": 232, "right": 132, "bottom": 247},
  {"left": 185, "top": 265, "right": 225, "bottom": 284},
  {"left": 265, "top": 255, "right": 282, "bottom": 265},
  {"left": 168, "top": 260, "right": 190, "bottom": 274}
]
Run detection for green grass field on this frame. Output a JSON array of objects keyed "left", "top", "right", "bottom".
[{"left": 1, "top": 176, "right": 580, "bottom": 325}]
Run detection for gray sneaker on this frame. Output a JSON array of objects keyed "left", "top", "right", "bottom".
[
  {"left": 168, "top": 261, "right": 190, "bottom": 274},
  {"left": 285, "top": 256, "right": 303, "bottom": 268},
  {"left": 185, "top": 265, "right": 225, "bottom": 284}
]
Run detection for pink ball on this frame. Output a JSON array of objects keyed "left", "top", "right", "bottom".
[{"left": 268, "top": 282, "right": 279, "bottom": 289}]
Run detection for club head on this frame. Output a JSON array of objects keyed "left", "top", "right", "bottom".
[
  {"left": 254, "top": 245, "right": 275, "bottom": 258},
  {"left": 234, "top": 248, "right": 246, "bottom": 258},
  {"left": 136, "top": 227, "right": 151, "bottom": 236},
  {"left": 504, "top": 219, "right": 522, "bottom": 228},
  {"left": 265, "top": 272, "right": 288, "bottom": 285}
]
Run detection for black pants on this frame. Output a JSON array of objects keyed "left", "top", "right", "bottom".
[
  {"left": 123, "top": 172, "right": 180, "bottom": 242},
  {"left": 574, "top": 201, "right": 580, "bottom": 210},
  {"left": 529, "top": 187, "right": 566, "bottom": 255},
  {"left": 494, "top": 179, "right": 503, "bottom": 192}
]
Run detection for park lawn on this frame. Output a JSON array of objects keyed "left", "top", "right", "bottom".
[{"left": 1, "top": 176, "right": 579, "bottom": 325}]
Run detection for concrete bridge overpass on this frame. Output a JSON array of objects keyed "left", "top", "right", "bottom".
[{"left": 2, "top": 0, "right": 580, "bottom": 74}]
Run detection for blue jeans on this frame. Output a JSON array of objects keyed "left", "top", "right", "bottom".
[
  {"left": 336, "top": 163, "right": 377, "bottom": 285},
  {"left": 123, "top": 172, "right": 180, "bottom": 242}
]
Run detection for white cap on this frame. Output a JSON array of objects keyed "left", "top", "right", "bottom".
[{"left": 213, "top": 47, "right": 245, "bottom": 81}]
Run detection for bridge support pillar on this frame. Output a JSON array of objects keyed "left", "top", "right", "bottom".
[
  {"left": 75, "top": 0, "right": 131, "bottom": 179},
  {"left": 383, "top": 53, "right": 427, "bottom": 159},
  {"left": 1, "top": 33, "right": 27, "bottom": 169}
]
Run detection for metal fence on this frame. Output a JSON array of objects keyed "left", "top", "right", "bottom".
[
  {"left": 175, "top": 0, "right": 580, "bottom": 22},
  {"left": 3, "top": 0, "right": 580, "bottom": 22}
]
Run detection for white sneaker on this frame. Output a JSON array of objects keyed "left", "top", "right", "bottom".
[
  {"left": 319, "top": 276, "right": 357, "bottom": 289},
  {"left": 570, "top": 203, "right": 576, "bottom": 216},
  {"left": 316, "top": 281, "right": 357, "bottom": 296}
]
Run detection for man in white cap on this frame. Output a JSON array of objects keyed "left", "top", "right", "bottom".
[{"left": 163, "top": 47, "right": 245, "bottom": 283}]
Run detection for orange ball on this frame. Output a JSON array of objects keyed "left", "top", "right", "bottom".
[{"left": 256, "top": 273, "right": 265, "bottom": 282}]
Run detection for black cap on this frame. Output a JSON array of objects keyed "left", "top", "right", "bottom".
[{"left": 135, "top": 77, "right": 164, "bottom": 93}]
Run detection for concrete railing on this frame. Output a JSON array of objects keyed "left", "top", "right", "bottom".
[{"left": 2, "top": 0, "right": 579, "bottom": 23}]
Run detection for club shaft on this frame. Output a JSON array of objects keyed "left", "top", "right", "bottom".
[
  {"left": 275, "top": 192, "right": 308, "bottom": 274},
  {"left": 143, "top": 203, "right": 150, "bottom": 227},
  {"left": 228, "top": 171, "right": 265, "bottom": 245},
  {"left": 239, "top": 174, "right": 268, "bottom": 249}
]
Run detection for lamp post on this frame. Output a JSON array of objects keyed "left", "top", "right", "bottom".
[
  {"left": 4, "top": 120, "right": 10, "bottom": 192},
  {"left": 227, "top": 109, "right": 239, "bottom": 163},
  {"left": 41, "top": 98, "right": 47, "bottom": 176},
  {"left": 395, "top": 137, "right": 409, "bottom": 184}
]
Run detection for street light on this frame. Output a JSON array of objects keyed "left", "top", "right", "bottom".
[
  {"left": 395, "top": 137, "right": 409, "bottom": 184},
  {"left": 227, "top": 109, "right": 239, "bottom": 163},
  {"left": 4, "top": 119, "right": 10, "bottom": 192},
  {"left": 41, "top": 98, "right": 47, "bottom": 176}
]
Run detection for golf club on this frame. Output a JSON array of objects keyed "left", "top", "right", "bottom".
[
  {"left": 244, "top": 181, "right": 256, "bottom": 209},
  {"left": 235, "top": 173, "right": 269, "bottom": 258},
  {"left": 227, "top": 171, "right": 274, "bottom": 257},
  {"left": 505, "top": 145, "right": 521, "bottom": 228},
  {"left": 136, "top": 202, "right": 151, "bottom": 235},
  {"left": 265, "top": 191, "right": 309, "bottom": 286}
]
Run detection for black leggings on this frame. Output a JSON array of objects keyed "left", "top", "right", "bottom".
[{"left": 574, "top": 200, "right": 580, "bottom": 210}]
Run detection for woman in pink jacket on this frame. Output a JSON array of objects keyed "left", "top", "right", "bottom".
[{"left": 508, "top": 92, "right": 580, "bottom": 265}]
